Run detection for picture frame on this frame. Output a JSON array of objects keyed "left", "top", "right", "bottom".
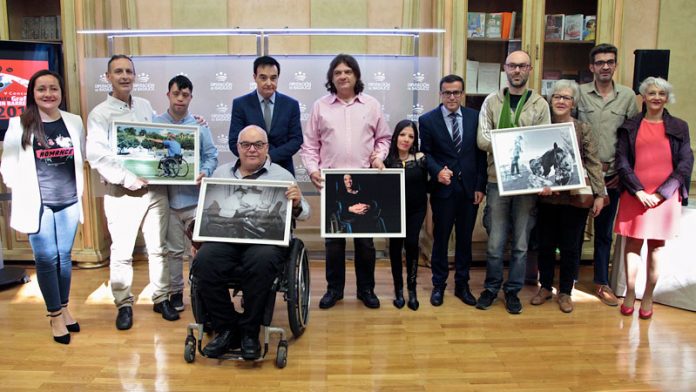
[
  {"left": 490, "top": 122, "right": 586, "bottom": 196},
  {"left": 111, "top": 120, "right": 200, "bottom": 185},
  {"left": 193, "top": 178, "right": 293, "bottom": 246},
  {"left": 321, "top": 168, "right": 405, "bottom": 238}
]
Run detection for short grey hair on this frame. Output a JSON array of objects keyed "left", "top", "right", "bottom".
[
  {"left": 639, "top": 76, "right": 676, "bottom": 104},
  {"left": 238, "top": 125, "right": 268, "bottom": 143},
  {"left": 546, "top": 79, "right": 580, "bottom": 105}
]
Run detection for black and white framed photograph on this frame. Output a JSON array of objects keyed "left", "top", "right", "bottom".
[
  {"left": 111, "top": 120, "right": 200, "bottom": 185},
  {"left": 193, "top": 178, "right": 293, "bottom": 246},
  {"left": 321, "top": 169, "right": 405, "bottom": 238},
  {"left": 491, "top": 122, "right": 586, "bottom": 196}
]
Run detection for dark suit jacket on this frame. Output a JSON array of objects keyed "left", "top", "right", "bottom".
[
  {"left": 419, "top": 104, "right": 487, "bottom": 199},
  {"left": 229, "top": 91, "right": 303, "bottom": 174}
]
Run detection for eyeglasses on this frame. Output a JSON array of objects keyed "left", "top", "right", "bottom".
[
  {"left": 440, "top": 90, "right": 463, "bottom": 98},
  {"left": 504, "top": 63, "right": 531, "bottom": 71},
  {"left": 238, "top": 141, "right": 268, "bottom": 150},
  {"left": 551, "top": 94, "right": 574, "bottom": 102},
  {"left": 593, "top": 59, "right": 616, "bottom": 67}
]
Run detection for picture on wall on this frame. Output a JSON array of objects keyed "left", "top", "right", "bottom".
[
  {"left": 321, "top": 169, "right": 405, "bottom": 238},
  {"left": 490, "top": 122, "right": 586, "bottom": 196},
  {"left": 193, "top": 178, "right": 293, "bottom": 246},
  {"left": 111, "top": 120, "right": 199, "bottom": 185}
]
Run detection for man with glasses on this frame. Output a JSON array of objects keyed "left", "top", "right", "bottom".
[
  {"left": 578, "top": 43, "right": 638, "bottom": 306},
  {"left": 193, "top": 125, "right": 309, "bottom": 359},
  {"left": 229, "top": 56, "right": 303, "bottom": 175},
  {"left": 476, "top": 50, "right": 551, "bottom": 314},
  {"left": 300, "top": 53, "right": 391, "bottom": 310},
  {"left": 419, "top": 74, "right": 487, "bottom": 307}
]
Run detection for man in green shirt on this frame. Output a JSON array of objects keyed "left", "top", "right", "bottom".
[{"left": 577, "top": 43, "right": 639, "bottom": 307}]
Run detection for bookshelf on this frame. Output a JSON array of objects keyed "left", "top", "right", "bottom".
[{"left": 5, "top": 0, "right": 62, "bottom": 42}]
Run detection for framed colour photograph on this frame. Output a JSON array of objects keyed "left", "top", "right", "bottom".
[
  {"left": 193, "top": 178, "right": 293, "bottom": 246},
  {"left": 111, "top": 120, "right": 199, "bottom": 185},
  {"left": 490, "top": 122, "right": 586, "bottom": 196},
  {"left": 321, "top": 168, "right": 405, "bottom": 238}
]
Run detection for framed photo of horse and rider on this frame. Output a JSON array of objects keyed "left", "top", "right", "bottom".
[
  {"left": 111, "top": 120, "right": 200, "bottom": 185},
  {"left": 490, "top": 122, "right": 586, "bottom": 196}
]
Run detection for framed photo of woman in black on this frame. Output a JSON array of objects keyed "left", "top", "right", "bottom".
[{"left": 321, "top": 169, "right": 405, "bottom": 238}]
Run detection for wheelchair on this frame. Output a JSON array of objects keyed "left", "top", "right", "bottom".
[
  {"left": 158, "top": 155, "right": 189, "bottom": 178},
  {"left": 329, "top": 199, "right": 387, "bottom": 234},
  {"left": 183, "top": 237, "right": 311, "bottom": 368}
]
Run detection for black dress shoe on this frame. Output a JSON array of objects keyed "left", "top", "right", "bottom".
[
  {"left": 202, "top": 329, "right": 235, "bottom": 358},
  {"left": 454, "top": 285, "right": 477, "bottom": 306},
  {"left": 430, "top": 287, "right": 445, "bottom": 306},
  {"left": 116, "top": 307, "right": 133, "bottom": 330},
  {"left": 153, "top": 300, "right": 180, "bottom": 321},
  {"left": 241, "top": 334, "right": 261, "bottom": 361},
  {"left": 319, "top": 290, "right": 343, "bottom": 309},
  {"left": 393, "top": 288, "right": 405, "bottom": 309},
  {"left": 407, "top": 289, "right": 419, "bottom": 311},
  {"left": 357, "top": 289, "right": 380, "bottom": 309}
]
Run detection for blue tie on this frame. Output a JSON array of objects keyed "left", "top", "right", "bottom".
[{"left": 449, "top": 112, "right": 461, "bottom": 153}]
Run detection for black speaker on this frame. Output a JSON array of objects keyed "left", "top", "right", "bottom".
[{"left": 632, "top": 49, "right": 670, "bottom": 94}]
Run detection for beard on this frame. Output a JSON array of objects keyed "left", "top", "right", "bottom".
[{"left": 507, "top": 74, "right": 529, "bottom": 89}]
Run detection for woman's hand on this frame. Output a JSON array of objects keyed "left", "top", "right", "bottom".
[{"left": 635, "top": 190, "right": 662, "bottom": 208}]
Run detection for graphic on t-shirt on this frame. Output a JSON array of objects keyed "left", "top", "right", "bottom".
[{"left": 35, "top": 135, "right": 74, "bottom": 166}]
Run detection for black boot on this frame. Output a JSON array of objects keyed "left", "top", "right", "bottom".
[
  {"left": 406, "top": 254, "right": 419, "bottom": 310},
  {"left": 407, "top": 289, "right": 419, "bottom": 310},
  {"left": 393, "top": 288, "right": 405, "bottom": 309}
]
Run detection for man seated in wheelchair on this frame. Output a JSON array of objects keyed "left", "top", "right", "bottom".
[
  {"left": 150, "top": 132, "right": 183, "bottom": 176},
  {"left": 331, "top": 173, "right": 385, "bottom": 233},
  {"left": 191, "top": 125, "right": 310, "bottom": 360}
]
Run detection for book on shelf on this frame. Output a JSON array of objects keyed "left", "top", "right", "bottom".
[
  {"left": 541, "top": 80, "right": 558, "bottom": 97},
  {"left": 564, "top": 14, "right": 583, "bottom": 41},
  {"left": 477, "top": 63, "right": 501, "bottom": 94},
  {"left": 501, "top": 12, "right": 514, "bottom": 40},
  {"left": 513, "top": 11, "right": 523, "bottom": 39},
  {"left": 467, "top": 12, "right": 486, "bottom": 38},
  {"left": 466, "top": 60, "right": 479, "bottom": 94},
  {"left": 545, "top": 14, "right": 564, "bottom": 40},
  {"left": 485, "top": 13, "right": 502, "bottom": 39},
  {"left": 507, "top": 39, "right": 522, "bottom": 56},
  {"left": 583, "top": 15, "right": 596, "bottom": 41}
]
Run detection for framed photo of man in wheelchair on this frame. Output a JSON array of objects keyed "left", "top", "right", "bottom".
[
  {"left": 321, "top": 169, "right": 405, "bottom": 238},
  {"left": 110, "top": 120, "right": 200, "bottom": 185},
  {"left": 193, "top": 178, "right": 294, "bottom": 246},
  {"left": 490, "top": 122, "right": 586, "bottom": 196}
]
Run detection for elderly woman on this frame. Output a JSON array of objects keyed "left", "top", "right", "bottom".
[
  {"left": 531, "top": 80, "right": 607, "bottom": 313},
  {"left": 614, "top": 77, "right": 693, "bottom": 319}
]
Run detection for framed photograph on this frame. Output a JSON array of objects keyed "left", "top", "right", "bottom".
[
  {"left": 321, "top": 169, "right": 405, "bottom": 238},
  {"left": 111, "top": 120, "right": 200, "bottom": 185},
  {"left": 490, "top": 122, "right": 586, "bottom": 196},
  {"left": 193, "top": 178, "right": 293, "bottom": 246}
]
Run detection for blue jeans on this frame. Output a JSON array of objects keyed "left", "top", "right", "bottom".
[
  {"left": 28, "top": 203, "right": 80, "bottom": 312},
  {"left": 593, "top": 185, "right": 620, "bottom": 285},
  {"left": 482, "top": 183, "right": 537, "bottom": 295}
]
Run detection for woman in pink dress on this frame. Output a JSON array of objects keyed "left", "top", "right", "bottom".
[{"left": 614, "top": 77, "right": 694, "bottom": 319}]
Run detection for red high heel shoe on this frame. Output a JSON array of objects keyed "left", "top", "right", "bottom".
[
  {"left": 620, "top": 304, "right": 634, "bottom": 316},
  {"left": 639, "top": 307, "right": 653, "bottom": 319}
]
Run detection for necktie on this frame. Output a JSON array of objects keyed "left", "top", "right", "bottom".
[
  {"left": 263, "top": 99, "right": 272, "bottom": 131},
  {"left": 449, "top": 112, "right": 461, "bottom": 153}
]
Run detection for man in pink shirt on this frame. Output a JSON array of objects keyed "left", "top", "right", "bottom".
[{"left": 300, "top": 53, "right": 391, "bottom": 309}]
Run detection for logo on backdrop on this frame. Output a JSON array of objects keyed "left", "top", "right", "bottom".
[
  {"left": 407, "top": 103, "right": 425, "bottom": 121},
  {"left": 215, "top": 133, "right": 230, "bottom": 151},
  {"left": 367, "top": 72, "right": 391, "bottom": 91},
  {"left": 380, "top": 104, "right": 391, "bottom": 123},
  {"left": 289, "top": 71, "right": 312, "bottom": 90},
  {"left": 94, "top": 73, "right": 111, "bottom": 92},
  {"left": 407, "top": 72, "right": 430, "bottom": 91},
  {"left": 210, "top": 71, "right": 234, "bottom": 91},
  {"left": 133, "top": 73, "right": 155, "bottom": 92},
  {"left": 298, "top": 102, "right": 310, "bottom": 122},
  {"left": 211, "top": 102, "right": 231, "bottom": 122}
]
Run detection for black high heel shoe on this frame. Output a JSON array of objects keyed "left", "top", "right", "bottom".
[
  {"left": 393, "top": 288, "right": 405, "bottom": 309},
  {"left": 48, "top": 312, "right": 70, "bottom": 345},
  {"left": 62, "top": 305, "right": 80, "bottom": 332},
  {"left": 407, "top": 289, "right": 419, "bottom": 311}
]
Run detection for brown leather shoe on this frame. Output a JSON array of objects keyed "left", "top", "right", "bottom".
[
  {"left": 595, "top": 285, "right": 619, "bottom": 306},
  {"left": 558, "top": 293, "right": 574, "bottom": 313},
  {"left": 530, "top": 287, "right": 553, "bottom": 305}
]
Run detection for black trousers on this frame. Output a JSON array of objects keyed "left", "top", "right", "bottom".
[
  {"left": 325, "top": 238, "right": 375, "bottom": 293},
  {"left": 192, "top": 242, "right": 283, "bottom": 335},
  {"left": 537, "top": 203, "right": 589, "bottom": 295},
  {"left": 389, "top": 208, "right": 426, "bottom": 291}
]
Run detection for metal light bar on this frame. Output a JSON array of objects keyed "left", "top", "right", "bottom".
[{"left": 76, "top": 27, "right": 445, "bottom": 38}]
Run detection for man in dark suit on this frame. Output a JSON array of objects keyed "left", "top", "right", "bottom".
[
  {"left": 419, "top": 74, "right": 487, "bottom": 307},
  {"left": 229, "top": 56, "right": 303, "bottom": 175}
]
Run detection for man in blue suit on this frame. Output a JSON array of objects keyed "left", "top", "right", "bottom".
[
  {"left": 229, "top": 56, "right": 303, "bottom": 175},
  {"left": 419, "top": 74, "right": 487, "bottom": 307}
]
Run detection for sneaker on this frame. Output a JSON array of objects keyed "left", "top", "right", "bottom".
[
  {"left": 170, "top": 292, "right": 184, "bottom": 312},
  {"left": 476, "top": 290, "right": 497, "bottom": 310},
  {"left": 558, "top": 293, "right": 574, "bottom": 313},
  {"left": 504, "top": 291, "right": 522, "bottom": 314},
  {"left": 530, "top": 287, "right": 553, "bottom": 305},
  {"left": 595, "top": 284, "right": 619, "bottom": 307}
]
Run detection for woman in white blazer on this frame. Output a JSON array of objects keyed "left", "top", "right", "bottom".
[{"left": 1, "top": 70, "right": 85, "bottom": 344}]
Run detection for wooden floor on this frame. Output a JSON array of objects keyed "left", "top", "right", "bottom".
[{"left": 0, "top": 259, "right": 694, "bottom": 392}]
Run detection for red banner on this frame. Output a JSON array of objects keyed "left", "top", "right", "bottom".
[{"left": 0, "top": 59, "right": 48, "bottom": 120}]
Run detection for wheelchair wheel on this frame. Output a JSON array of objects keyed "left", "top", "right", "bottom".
[
  {"left": 286, "top": 239, "right": 310, "bottom": 338},
  {"left": 184, "top": 334, "right": 196, "bottom": 363},
  {"left": 178, "top": 158, "right": 189, "bottom": 178},
  {"left": 275, "top": 340, "right": 288, "bottom": 368}
]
